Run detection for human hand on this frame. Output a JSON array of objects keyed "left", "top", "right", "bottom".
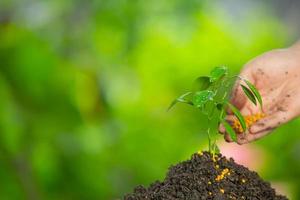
[{"left": 220, "top": 43, "right": 300, "bottom": 144}]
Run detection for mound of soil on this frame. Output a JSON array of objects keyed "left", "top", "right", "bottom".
[{"left": 124, "top": 152, "right": 288, "bottom": 200}]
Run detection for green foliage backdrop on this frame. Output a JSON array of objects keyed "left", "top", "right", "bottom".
[{"left": 0, "top": 0, "right": 299, "bottom": 199}]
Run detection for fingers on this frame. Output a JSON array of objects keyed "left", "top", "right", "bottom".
[
  {"left": 249, "top": 111, "right": 291, "bottom": 134},
  {"left": 224, "top": 133, "right": 233, "bottom": 143},
  {"left": 223, "top": 129, "right": 266, "bottom": 145},
  {"left": 229, "top": 111, "right": 291, "bottom": 145},
  {"left": 235, "top": 132, "right": 258, "bottom": 145},
  {"left": 218, "top": 115, "right": 237, "bottom": 142},
  {"left": 218, "top": 123, "right": 233, "bottom": 142},
  {"left": 219, "top": 111, "right": 292, "bottom": 145},
  {"left": 218, "top": 115, "right": 236, "bottom": 134}
]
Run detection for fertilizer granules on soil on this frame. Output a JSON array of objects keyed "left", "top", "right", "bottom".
[{"left": 124, "top": 152, "right": 288, "bottom": 200}]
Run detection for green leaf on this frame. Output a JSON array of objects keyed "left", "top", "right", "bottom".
[
  {"left": 227, "top": 102, "right": 246, "bottom": 132},
  {"left": 219, "top": 107, "right": 226, "bottom": 121},
  {"left": 210, "top": 66, "right": 228, "bottom": 82},
  {"left": 216, "top": 103, "right": 223, "bottom": 110},
  {"left": 193, "top": 76, "right": 211, "bottom": 91},
  {"left": 167, "top": 92, "right": 193, "bottom": 111},
  {"left": 244, "top": 80, "right": 263, "bottom": 108},
  {"left": 241, "top": 85, "right": 257, "bottom": 105},
  {"left": 192, "top": 90, "right": 215, "bottom": 108},
  {"left": 222, "top": 120, "right": 237, "bottom": 142}
]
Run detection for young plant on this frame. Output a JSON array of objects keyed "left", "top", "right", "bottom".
[{"left": 168, "top": 66, "right": 263, "bottom": 156}]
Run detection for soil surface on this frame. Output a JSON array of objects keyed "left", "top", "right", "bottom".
[{"left": 124, "top": 152, "right": 288, "bottom": 200}]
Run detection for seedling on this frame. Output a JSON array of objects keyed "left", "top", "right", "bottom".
[{"left": 168, "top": 66, "right": 263, "bottom": 156}]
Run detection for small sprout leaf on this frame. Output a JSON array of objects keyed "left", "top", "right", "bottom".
[
  {"left": 210, "top": 66, "right": 228, "bottom": 82},
  {"left": 222, "top": 120, "right": 237, "bottom": 142},
  {"left": 192, "top": 90, "right": 215, "bottom": 108},
  {"left": 193, "top": 76, "right": 211, "bottom": 91},
  {"left": 244, "top": 80, "right": 263, "bottom": 108},
  {"left": 241, "top": 85, "right": 257, "bottom": 105},
  {"left": 227, "top": 102, "right": 247, "bottom": 132},
  {"left": 168, "top": 92, "right": 193, "bottom": 111}
]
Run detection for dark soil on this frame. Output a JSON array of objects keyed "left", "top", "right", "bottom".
[{"left": 124, "top": 152, "right": 288, "bottom": 200}]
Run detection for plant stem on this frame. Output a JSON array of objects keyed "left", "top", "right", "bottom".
[
  {"left": 212, "top": 140, "right": 216, "bottom": 159},
  {"left": 207, "top": 120, "right": 211, "bottom": 153}
]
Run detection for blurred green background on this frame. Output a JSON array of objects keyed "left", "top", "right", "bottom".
[{"left": 0, "top": 0, "right": 300, "bottom": 199}]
